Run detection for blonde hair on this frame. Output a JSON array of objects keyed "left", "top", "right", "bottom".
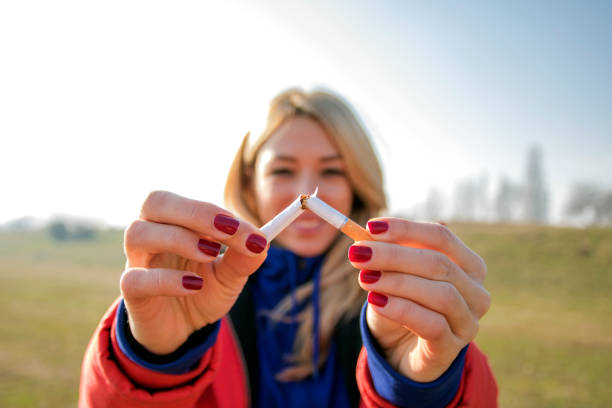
[{"left": 224, "top": 88, "right": 387, "bottom": 380}]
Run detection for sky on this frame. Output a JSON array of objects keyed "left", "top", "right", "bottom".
[{"left": 1, "top": 1, "right": 611, "bottom": 227}]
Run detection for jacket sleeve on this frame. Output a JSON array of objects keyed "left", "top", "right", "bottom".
[
  {"left": 114, "top": 298, "right": 220, "bottom": 375},
  {"left": 78, "top": 297, "right": 248, "bottom": 408},
  {"left": 356, "top": 342, "right": 498, "bottom": 408}
]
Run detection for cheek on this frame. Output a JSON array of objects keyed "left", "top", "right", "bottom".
[
  {"left": 253, "top": 177, "right": 297, "bottom": 223},
  {"left": 323, "top": 179, "right": 354, "bottom": 214}
]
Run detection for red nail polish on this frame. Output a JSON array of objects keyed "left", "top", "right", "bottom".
[
  {"left": 367, "top": 220, "right": 388, "bottom": 234},
  {"left": 360, "top": 270, "right": 381, "bottom": 284},
  {"left": 246, "top": 234, "right": 267, "bottom": 254},
  {"left": 198, "top": 238, "right": 221, "bottom": 257},
  {"left": 214, "top": 214, "right": 239, "bottom": 235},
  {"left": 368, "top": 292, "right": 388, "bottom": 307},
  {"left": 349, "top": 245, "right": 372, "bottom": 262},
  {"left": 183, "top": 275, "right": 203, "bottom": 290}
]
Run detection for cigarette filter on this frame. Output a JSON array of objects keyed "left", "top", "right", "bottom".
[{"left": 303, "top": 195, "right": 371, "bottom": 242}]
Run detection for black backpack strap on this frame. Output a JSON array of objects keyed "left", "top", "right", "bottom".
[
  {"left": 229, "top": 285, "right": 260, "bottom": 406},
  {"left": 335, "top": 314, "right": 362, "bottom": 407}
]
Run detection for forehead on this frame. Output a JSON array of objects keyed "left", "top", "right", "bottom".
[{"left": 258, "top": 116, "right": 339, "bottom": 160}]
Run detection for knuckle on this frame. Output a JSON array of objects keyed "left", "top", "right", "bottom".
[
  {"left": 477, "top": 287, "right": 492, "bottom": 318},
  {"left": 154, "top": 269, "right": 163, "bottom": 293},
  {"left": 164, "top": 225, "right": 183, "bottom": 248},
  {"left": 124, "top": 220, "right": 147, "bottom": 249},
  {"left": 432, "top": 253, "right": 453, "bottom": 281},
  {"left": 437, "top": 283, "right": 461, "bottom": 313},
  {"left": 476, "top": 254, "right": 488, "bottom": 280},
  {"left": 470, "top": 319, "right": 480, "bottom": 339},
  {"left": 187, "top": 202, "right": 207, "bottom": 226},
  {"left": 459, "top": 318, "right": 479, "bottom": 342},
  {"left": 119, "top": 268, "right": 139, "bottom": 295},
  {"left": 388, "top": 243, "right": 403, "bottom": 265},
  {"left": 434, "top": 223, "right": 453, "bottom": 246},
  {"left": 427, "top": 316, "right": 448, "bottom": 341},
  {"left": 141, "top": 190, "right": 169, "bottom": 218},
  {"left": 398, "top": 300, "right": 416, "bottom": 322}
]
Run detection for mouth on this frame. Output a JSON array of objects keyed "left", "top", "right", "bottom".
[{"left": 290, "top": 211, "right": 325, "bottom": 233}]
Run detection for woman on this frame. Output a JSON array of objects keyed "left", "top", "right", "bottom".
[{"left": 79, "top": 89, "right": 497, "bottom": 407}]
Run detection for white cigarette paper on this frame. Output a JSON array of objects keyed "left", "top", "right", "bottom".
[
  {"left": 260, "top": 195, "right": 305, "bottom": 240},
  {"left": 303, "top": 195, "right": 348, "bottom": 229},
  {"left": 302, "top": 189, "right": 372, "bottom": 241}
]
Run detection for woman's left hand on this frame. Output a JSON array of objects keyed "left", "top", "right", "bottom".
[{"left": 349, "top": 218, "right": 491, "bottom": 382}]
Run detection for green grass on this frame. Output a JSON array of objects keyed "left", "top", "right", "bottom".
[
  {"left": 457, "top": 223, "right": 612, "bottom": 407},
  {"left": 0, "top": 230, "right": 124, "bottom": 408},
  {"left": 0, "top": 224, "right": 611, "bottom": 407}
]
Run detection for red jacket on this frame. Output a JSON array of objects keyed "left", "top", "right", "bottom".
[{"left": 79, "top": 298, "right": 498, "bottom": 407}]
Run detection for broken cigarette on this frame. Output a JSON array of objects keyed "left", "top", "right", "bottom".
[
  {"left": 260, "top": 195, "right": 305, "bottom": 241},
  {"left": 259, "top": 189, "right": 372, "bottom": 242},
  {"left": 301, "top": 189, "right": 371, "bottom": 242}
]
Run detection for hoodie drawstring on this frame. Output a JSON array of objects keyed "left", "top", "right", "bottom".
[
  {"left": 312, "top": 264, "right": 321, "bottom": 379},
  {"left": 287, "top": 252, "right": 299, "bottom": 350},
  {"left": 285, "top": 251, "right": 321, "bottom": 380}
]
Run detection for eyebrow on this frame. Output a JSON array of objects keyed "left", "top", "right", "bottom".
[{"left": 272, "top": 154, "right": 342, "bottom": 163}]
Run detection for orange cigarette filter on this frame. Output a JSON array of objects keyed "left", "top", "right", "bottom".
[
  {"left": 341, "top": 218, "right": 372, "bottom": 242},
  {"left": 301, "top": 190, "right": 372, "bottom": 242}
]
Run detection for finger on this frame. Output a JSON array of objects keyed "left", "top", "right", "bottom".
[
  {"left": 359, "top": 270, "right": 479, "bottom": 340},
  {"left": 366, "top": 218, "right": 487, "bottom": 282},
  {"left": 366, "top": 291, "right": 456, "bottom": 345},
  {"left": 139, "top": 190, "right": 267, "bottom": 257},
  {"left": 349, "top": 242, "right": 490, "bottom": 318},
  {"left": 124, "top": 220, "right": 222, "bottom": 264},
  {"left": 120, "top": 267, "right": 204, "bottom": 299}
]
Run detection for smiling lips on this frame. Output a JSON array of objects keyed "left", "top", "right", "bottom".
[{"left": 290, "top": 212, "right": 324, "bottom": 233}]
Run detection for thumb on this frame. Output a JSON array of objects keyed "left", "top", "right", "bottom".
[
  {"left": 211, "top": 243, "right": 269, "bottom": 288},
  {"left": 120, "top": 267, "right": 204, "bottom": 299}
]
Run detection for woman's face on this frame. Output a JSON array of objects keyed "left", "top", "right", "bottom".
[{"left": 252, "top": 116, "right": 353, "bottom": 257}]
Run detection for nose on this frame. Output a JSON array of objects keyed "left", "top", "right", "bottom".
[{"left": 295, "top": 172, "right": 318, "bottom": 196}]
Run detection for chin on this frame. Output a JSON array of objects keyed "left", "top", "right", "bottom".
[
  {"left": 290, "top": 246, "right": 328, "bottom": 257},
  {"left": 278, "top": 235, "right": 335, "bottom": 258}
]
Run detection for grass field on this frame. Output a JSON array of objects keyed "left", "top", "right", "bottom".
[{"left": 0, "top": 223, "right": 611, "bottom": 407}]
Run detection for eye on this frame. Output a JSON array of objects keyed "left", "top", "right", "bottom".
[
  {"left": 270, "top": 168, "right": 294, "bottom": 176},
  {"left": 322, "top": 168, "right": 345, "bottom": 176}
]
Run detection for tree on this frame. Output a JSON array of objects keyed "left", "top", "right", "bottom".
[
  {"left": 495, "top": 176, "right": 521, "bottom": 222},
  {"left": 49, "top": 221, "right": 69, "bottom": 241},
  {"left": 564, "top": 183, "right": 612, "bottom": 225},
  {"left": 523, "top": 145, "right": 549, "bottom": 224},
  {"left": 47, "top": 217, "right": 98, "bottom": 241},
  {"left": 424, "top": 188, "right": 445, "bottom": 222},
  {"left": 474, "top": 173, "right": 490, "bottom": 222},
  {"left": 453, "top": 178, "right": 477, "bottom": 221}
]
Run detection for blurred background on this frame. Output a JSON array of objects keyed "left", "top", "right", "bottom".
[{"left": 1, "top": 1, "right": 610, "bottom": 407}]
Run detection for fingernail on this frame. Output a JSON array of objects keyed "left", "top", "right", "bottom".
[
  {"left": 182, "top": 275, "right": 203, "bottom": 290},
  {"left": 246, "top": 234, "right": 267, "bottom": 254},
  {"left": 368, "top": 292, "right": 388, "bottom": 307},
  {"left": 360, "top": 269, "right": 381, "bottom": 284},
  {"left": 367, "top": 220, "right": 388, "bottom": 234},
  {"left": 214, "top": 214, "right": 239, "bottom": 235},
  {"left": 349, "top": 245, "right": 372, "bottom": 262},
  {"left": 198, "top": 238, "right": 221, "bottom": 257}
]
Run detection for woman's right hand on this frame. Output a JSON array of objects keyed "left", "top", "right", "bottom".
[{"left": 119, "top": 190, "right": 268, "bottom": 355}]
